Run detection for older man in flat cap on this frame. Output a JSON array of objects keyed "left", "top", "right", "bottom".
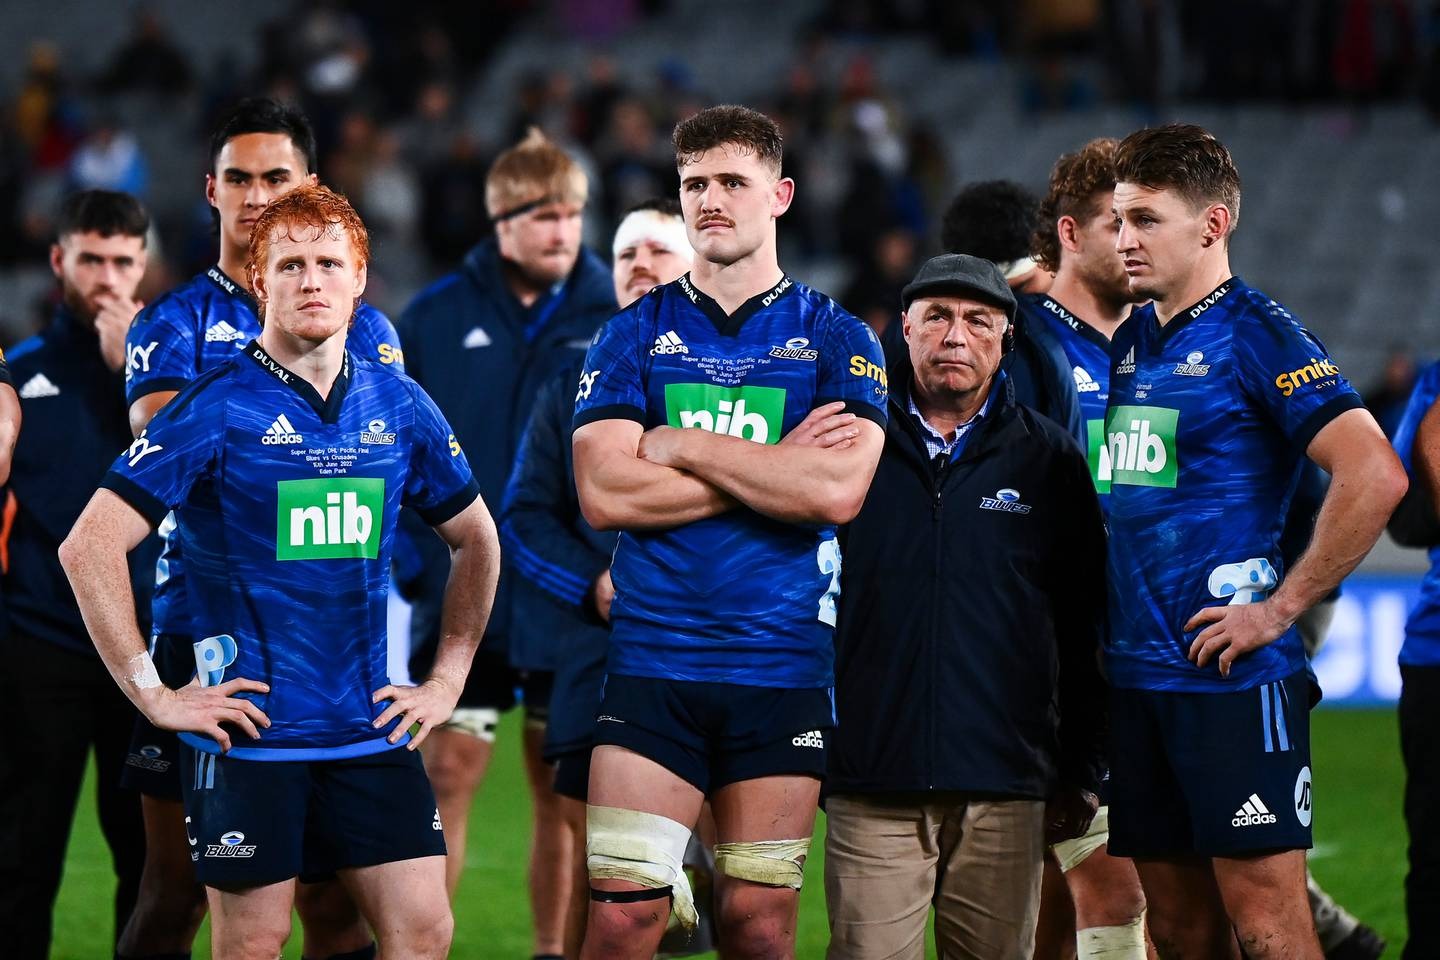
[{"left": 825, "top": 254, "right": 1110, "bottom": 960}]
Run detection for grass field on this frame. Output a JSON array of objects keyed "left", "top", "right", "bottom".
[{"left": 50, "top": 708, "right": 1409, "bottom": 958}]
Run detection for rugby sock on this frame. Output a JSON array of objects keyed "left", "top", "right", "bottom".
[{"left": 302, "top": 947, "right": 376, "bottom": 960}]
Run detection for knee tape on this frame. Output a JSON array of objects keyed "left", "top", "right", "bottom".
[
  {"left": 1077, "top": 912, "right": 1146, "bottom": 960},
  {"left": 713, "top": 838, "right": 811, "bottom": 889},
  {"left": 586, "top": 805, "right": 697, "bottom": 932},
  {"left": 442, "top": 706, "right": 500, "bottom": 743},
  {"left": 1052, "top": 805, "right": 1110, "bottom": 873}
]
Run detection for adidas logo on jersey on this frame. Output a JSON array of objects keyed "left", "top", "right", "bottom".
[
  {"left": 792, "top": 730, "right": 824, "bottom": 749},
  {"left": 205, "top": 320, "right": 248, "bottom": 343},
  {"left": 1116, "top": 346, "right": 1136, "bottom": 375},
  {"left": 432, "top": 807, "right": 443, "bottom": 832},
  {"left": 1232, "top": 793, "right": 1277, "bottom": 827},
  {"left": 650, "top": 330, "right": 689, "bottom": 356},
  {"left": 19, "top": 373, "right": 60, "bottom": 398},
  {"left": 261, "top": 414, "right": 304, "bottom": 445},
  {"left": 1072, "top": 366, "right": 1100, "bottom": 393}
]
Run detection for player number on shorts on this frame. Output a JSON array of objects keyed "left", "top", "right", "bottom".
[{"left": 817, "top": 537, "right": 842, "bottom": 627}]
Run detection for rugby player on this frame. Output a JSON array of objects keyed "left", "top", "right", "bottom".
[
  {"left": 118, "top": 98, "right": 404, "bottom": 960},
  {"left": 1025, "top": 137, "right": 1150, "bottom": 960},
  {"left": 61, "top": 184, "right": 499, "bottom": 960},
  {"left": 506, "top": 197, "right": 723, "bottom": 959},
  {"left": 573, "top": 104, "right": 887, "bottom": 959},
  {"left": 1105, "top": 123, "right": 1406, "bottom": 959}
]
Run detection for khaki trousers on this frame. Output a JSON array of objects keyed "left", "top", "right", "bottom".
[{"left": 824, "top": 793, "right": 1045, "bottom": 960}]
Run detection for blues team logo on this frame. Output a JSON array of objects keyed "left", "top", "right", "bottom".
[
  {"left": 979, "top": 488, "right": 1033, "bottom": 514},
  {"left": 361, "top": 418, "right": 396, "bottom": 445},
  {"left": 205, "top": 830, "right": 256, "bottom": 858},
  {"left": 769, "top": 337, "right": 818, "bottom": 362},
  {"left": 1173, "top": 350, "right": 1211, "bottom": 377}
]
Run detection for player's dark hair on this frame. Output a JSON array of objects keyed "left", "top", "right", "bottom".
[
  {"left": 55, "top": 189, "right": 149, "bottom": 244},
  {"left": 621, "top": 196, "right": 683, "bottom": 219},
  {"left": 940, "top": 180, "right": 1040, "bottom": 263},
  {"left": 1033, "top": 138, "right": 1119, "bottom": 273},
  {"left": 1114, "top": 123, "right": 1241, "bottom": 232},
  {"left": 673, "top": 105, "right": 783, "bottom": 177},
  {"left": 208, "top": 97, "right": 318, "bottom": 175}
]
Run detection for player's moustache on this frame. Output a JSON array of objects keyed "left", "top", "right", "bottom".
[{"left": 697, "top": 215, "right": 734, "bottom": 229}]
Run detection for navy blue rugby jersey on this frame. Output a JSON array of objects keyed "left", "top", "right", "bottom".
[
  {"left": 125, "top": 264, "right": 404, "bottom": 639},
  {"left": 1020, "top": 293, "right": 1114, "bottom": 499},
  {"left": 102, "top": 340, "right": 477, "bottom": 760},
  {"left": 1105, "top": 278, "right": 1363, "bottom": 692},
  {"left": 574, "top": 274, "right": 888, "bottom": 688}
]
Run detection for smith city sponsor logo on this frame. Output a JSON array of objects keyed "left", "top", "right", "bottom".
[
  {"left": 205, "top": 830, "right": 256, "bottom": 858},
  {"left": 849, "top": 355, "right": 889, "bottom": 396},
  {"left": 1274, "top": 357, "right": 1341, "bottom": 397},
  {"left": 770, "top": 336, "right": 818, "bottom": 361},
  {"left": 665, "top": 383, "right": 787, "bottom": 444},
  {"left": 276, "top": 478, "right": 384, "bottom": 560},
  {"left": 1105, "top": 405, "right": 1178, "bottom": 488}
]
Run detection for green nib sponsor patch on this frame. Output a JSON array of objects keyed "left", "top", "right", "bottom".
[
  {"left": 276, "top": 478, "right": 385, "bottom": 560},
  {"left": 664, "top": 383, "right": 787, "bottom": 444},
  {"left": 1105, "top": 405, "right": 1178, "bottom": 488}
]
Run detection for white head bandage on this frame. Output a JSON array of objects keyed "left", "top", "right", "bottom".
[
  {"left": 612, "top": 209, "right": 693, "bottom": 263},
  {"left": 997, "top": 256, "right": 1038, "bottom": 281}
]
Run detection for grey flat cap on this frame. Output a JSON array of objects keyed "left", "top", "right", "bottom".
[{"left": 901, "top": 253, "right": 1018, "bottom": 321}]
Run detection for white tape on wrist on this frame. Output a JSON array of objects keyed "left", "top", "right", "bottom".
[{"left": 125, "top": 651, "right": 162, "bottom": 690}]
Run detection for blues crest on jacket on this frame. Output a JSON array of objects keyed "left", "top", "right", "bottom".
[
  {"left": 1105, "top": 278, "right": 1362, "bottom": 693},
  {"left": 575, "top": 274, "right": 888, "bottom": 688}
]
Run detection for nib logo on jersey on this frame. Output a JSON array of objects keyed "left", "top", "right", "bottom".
[
  {"left": 665, "top": 383, "right": 787, "bottom": 444},
  {"left": 1104, "top": 405, "right": 1178, "bottom": 488},
  {"left": 276, "top": 478, "right": 384, "bottom": 560}
]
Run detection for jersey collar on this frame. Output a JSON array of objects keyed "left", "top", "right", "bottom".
[
  {"left": 674, "top": 272, "right": 796, "bottom": 337},
  {"left": 1038, "top": 295, "right": 1112, "bottom": 351},
  {"left": 206, "top": 264, "right": 260, "bottom": 313},
  {"left": 244, "top": 339, "right": 352, "bottom": 423},
  {"left": 1152, "top": 277, "right": 1237, "bottom": 347}
]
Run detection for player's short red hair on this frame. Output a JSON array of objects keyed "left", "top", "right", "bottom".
[{"left": 246, "top": 183, "right": 370, "bottom": 284}]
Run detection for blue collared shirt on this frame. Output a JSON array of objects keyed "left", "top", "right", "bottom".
[{"left": 907, "top": 380, "right": 995, "bottom": 461}]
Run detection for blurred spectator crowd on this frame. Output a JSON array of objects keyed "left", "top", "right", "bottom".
[{"left": 3, "top": 0, "right": 1440, "bottom": 339}]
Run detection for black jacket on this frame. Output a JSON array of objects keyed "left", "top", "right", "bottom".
[
  {"left": 395, "top": 239, "right": 617, "bottom": 659},
  {"left": 828, "top": 357, "right": 1107, "bottom": 799},
  {"left": 500, "top": 357, "right": 617, "bottom": 755},
  {"left": 5, "top": 308, "right": 160, "bottom": 654}
]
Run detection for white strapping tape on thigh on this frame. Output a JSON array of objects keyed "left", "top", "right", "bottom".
[
  {"left": 1077, "top": 911, "right": 1146, "bottom": 959},
  {"left": 713, "top": 838, "right": 811, "bottom": 889},
  {"left": 586, "top": 805, "right": 697, "bottom": 932}
]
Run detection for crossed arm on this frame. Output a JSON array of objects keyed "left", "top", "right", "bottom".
[
  {"left": 1187, "top": 407, "right": 1408, "bottom": 675},
  {"left": 573, "top": 402, "right": 884, "bottom": 531}
]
